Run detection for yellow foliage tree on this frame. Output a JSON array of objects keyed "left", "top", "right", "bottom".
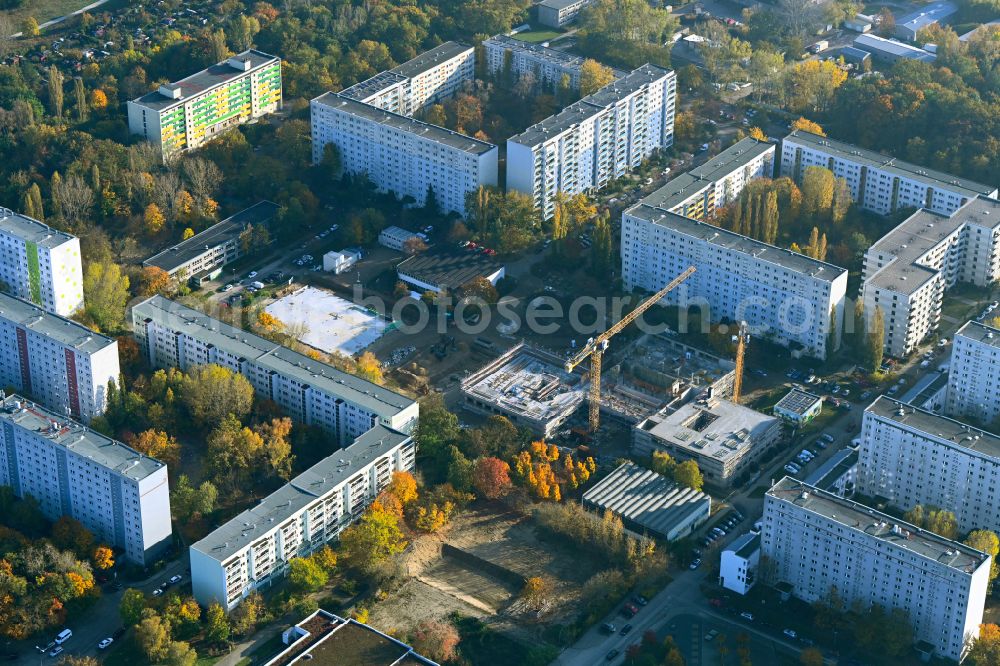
[
  {"left": 130, "top": 429, "right": 181, "bottom": 467},
  {"left": 182, "top": 228, "right": 195, "bottom": 240},
  {"left": 89, "top": 89, "right": 108, "bottom": 109},
  {"left": 144, "top": 203, "right": 165, "bottom": 235},
  {"left": 749, "top": 126, "right": 767, "bottom": 141},
  {"left": 791, "top": 117, "right": 826, "bottom": 136},
  {"left": 356, "top": 351, "right": 384, "bottom": 384},
  {"left": 92, "top": 546, "right": 114, "bottom": 570},
  {"left": 386, "top": 471, "right": 418, "bottom": 506}
]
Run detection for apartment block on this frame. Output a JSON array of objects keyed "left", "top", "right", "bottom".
[
  {"left": 143, "top": 201, "right": 280, "bottom": 281},
  {"left": 0, "top": 395, "right": 170, "bottom": 564},
  {"left": 780, "top": 130, "right": 997, "bottom": 216},
  {"left": 131, "top": 296, "right": 418, "bottom": 445},
  {"left": 340, "top": 42, "right": 475, "bottom": 116},
  {"left": 311, "top": 93, "right": 497, "bottom": 216},
  {"left": 622, "top": 208, "right": 847, "bottom": 360},
  {"left": 946, "top": 321, "right": 1000, "bottom": 425},
  {"left": 0, "top": 292, "right": 119, "bottom": 421},
  {"left": 507, "top": 64, "right": 676, "bottom": 219},
  {"left": 860, "top": 197, "right": 1000, "bottom": 357},
  {"left": 483, "top": 34, "right": 609, "bottom": 92},
  {"left": 762, "top": 477, "right": 990, "bottom": 662},
  {"left": 128, "top": 50, "right": 282, "bottom": 157},
  {"left": 190, "top": 425, "right": 415, "bottom": 611},
  {"left": 537, "top": 0, "right": 595, "bottom": 27},
  {"left": 0, "top": 208, "right": 83, "bottom": 316},
  {"left": 639, "top": 138, "right": 776, "bottom": 221},
  {"left": 857, "top": 396, "right": 1000, "bottom": 535}
]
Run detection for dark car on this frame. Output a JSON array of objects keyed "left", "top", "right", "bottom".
[
  {"left": 620, "top": 624, "right": 633, "bottom": 636},
  {"left": 113, "top": 627, "right": 127, "bottom": 640},
  {"left": 632, "top": 595, "right": 648, "bottom": 606},
  {"left": 606, "top": 649, "right": 620, "bottom": 661}
]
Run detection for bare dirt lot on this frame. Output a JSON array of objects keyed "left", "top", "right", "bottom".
[{"left": 368, "top": 506, "right": 606, "bottom": 640}]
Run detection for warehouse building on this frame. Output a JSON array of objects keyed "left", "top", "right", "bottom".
[{"left": 397, "top": 247, "right": 505, "bottom": 294}]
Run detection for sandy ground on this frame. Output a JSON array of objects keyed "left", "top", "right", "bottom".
[{"left": 265, "top": 286, "right": 387, "bottom": 355}]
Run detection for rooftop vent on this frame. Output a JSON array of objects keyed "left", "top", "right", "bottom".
[
  {"left": 158, "top": 83, "right": 182, "bottom": 99},
  {"left": 227, "top": 55, "right": 253, "bottom": 71}
]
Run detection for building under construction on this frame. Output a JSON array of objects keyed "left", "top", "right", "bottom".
[
  {"left": 600, "top": 333, "right": 737, "bottom": 423},
  {"left": 461, "top": 343, "right": 587, "bottom": 438}
]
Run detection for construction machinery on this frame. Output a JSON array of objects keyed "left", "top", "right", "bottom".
[
  {"left": 565, "top": 266, "right": 696, "bottom": 432},
  {"left": 731, "top": 320, "right": 750, "bottom": 403}
]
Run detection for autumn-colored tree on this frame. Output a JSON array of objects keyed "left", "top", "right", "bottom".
[
  {"left": 800, "top": 647, "right": 824, "bottom": 666},
  {"left": 340, "top": 504, "right": 407, "bottom": 574},
  {"left": 650, "top": 450, "right": 676, "bottom": 476},
  {"left": 969, "top": 624, "right": 1000, "bottom": 665},
  {"left": 791, "top": 117, "right": 825, "bottom": 136},
  {"left": 473, "top": 456, "right": 512, "bottom": 500},
  {"left": 180, "top": 364, "right": 254, "bottom": 426},
  {"left": 89, "top": 89, "right": 108, "bottom": 110},
  {"left": 461, "top": 276, "right": 499, "bottom": 304},
  {"left": 386, "top": 471, "right": 419, "bottom": 506},
  {"left": 181, "top": 227, "right": 195, "bottom": 240},
  {"left": 413, "top": 501, "right": 455, "bottom": 533},
  {"left": 801, "top": 166, "right": 836, "bottom": 221},
  {"left": 785, "top": 61, "right": 847, "bottom": 113},
  {"left": 254, "top": 311, "right": 285, "bottom": 340},
  {"left": 356, "top": 351, "right": 384, "bottom": 385},
  {"left": 129, "top": 429, "right": 181, "bottom": 467},
  {"left": 207, "top": 414, "right": 264, "bottom": 490},
  {"left": 144, "top": 203, "right": 166, "bottom": 235},
  {"left": 205, "top": 602, "right": 231, "bottom": 645},
  {"left": 521, "top": 576, "right": 553, "bottom": 607},
  {"left": 673, "top": 460, "right": 704, "bottom": 491},
  {"left": 289, "top": 555, "right": 328, "bottom": 592},
  {"left": 748, "top": 126, "right": 767, "bottom": 141},
  {"left": 411, "top": 619, "right": 461, "bottom": 663},
  {"left": 254, "top": 417, "right": 294, "bottom": 480},
  {"left": 580, "top": 59, "right": 615, "bottom": 96},
  {"left": 83, "top": 262, "right": 130, "bottom": 333},
  {"left": 139, "top": 266, "right": 171, "bottom": 298},
  {"left": 21, "top": 16, "right": 40, "bottom": 37},
  {"left": 92, "top": 546, "right": 114, "bottom": 570},
  {"left": 52, "top": 516, "right": 94, "bottom": 557}
]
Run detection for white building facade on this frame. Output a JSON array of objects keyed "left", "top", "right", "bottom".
[
  {"left": 0, "top": 293, "right": 119, "bottom": 422},
  {"left": 860, "top": 197, "right": 1000, "bottom": 357},
  {"left": 762, "top": 477, "right": 990, "bottom": 662},
  {"left": 719, "top": 532, "right": 759, "bottom": 595},
  {"left": 857, "top": 396, "right": 1000, "bottom": 535},
  {"left": 780, "top": 131, "right": 997, "bottom": 217},
  {"left": 507, "top": 65, "right": 676, "bottom": 219},
  {"left": 622, "top": 208, "right": 847, "bottom": 360},
  {"left": 310, "top": 93, "right": 498, "bottom": 217},
  {"left": 0, "top": 209, "right": 84, "bottom": 316},
  {"left": 946, "top": 321, "right": 1000, "bottom": 425},
  {"left": 483, "top": 35, "right": 597, "bottom": 91},
  {"left": 131, "top": 296, "right": 418, "bottom": 445},
  {"left": 537, "top": 0, "right": 594, "bottom": 27},
  {"left": 190, "top": 426, "right": 415, "bottom": 611},
  {"left": 0, "top": 394, "right": 171, "bottom": 564}
]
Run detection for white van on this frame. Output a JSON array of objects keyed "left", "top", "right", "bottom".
[{"left": 55, "top": 628, "right": 73, "bottom": 644}]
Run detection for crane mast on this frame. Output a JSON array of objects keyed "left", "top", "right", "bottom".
[
  {"left": 731, "top": 320, "right": 750, "bottom": 404},
  {"left": 565, "top": 266, "right": 696, "bottom": 432}
]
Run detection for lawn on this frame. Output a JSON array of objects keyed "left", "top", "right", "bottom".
[
  {"left": 8, "top": 0, "right": 108, "bottom": 32},
  {"left": 513, "top": 29, "right": 564, "bottom": 43}
]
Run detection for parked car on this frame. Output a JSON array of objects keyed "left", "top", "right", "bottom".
[
  {"left": 98, "top": 638, "right": 113, "bottom": 649},
  {"left": 152, "top": 588, "right": 163, "bottom": 597},
  {"left": 601, "top": 622, "right": 617, "bottom": 634},
  {"left": 632, "top": 595, "right": 648, "bottom": 606},
  {"left": 606, "top": 649, "right": 620, "bottom": 661},
  {"left": 821, "top": 434, "right": 835, "bottom": 444},
  {"left": 783, "top": 629, "right": 798, "bottom": 639},
  {"left": 620, "top": 624, "right": 633, "bottom": 636},
  {"left": 784, "top": 464, "right": 799, "bottom": 475},
  {"left": 48, "top": 647, "right": 63, "bottom": 658},
  {"left": 704, "top": 629, "right": 719, "bottom": 641},
  {"left": 740, "top": 612, "right": 754, "bottom": 621},
  {"left": 689, "top": 558, "right": 702, "bottom": 570},
  {"left": 169, "top": 575, "right": 182, "bottom": 584}
]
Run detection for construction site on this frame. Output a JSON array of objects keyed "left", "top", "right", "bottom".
[{"left": 460, "top": 343, "right": 588, "bottom": 438}]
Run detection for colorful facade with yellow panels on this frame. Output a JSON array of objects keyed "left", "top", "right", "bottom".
[{"left": 127, "top": 50, "right": 281, "bottom": 158}]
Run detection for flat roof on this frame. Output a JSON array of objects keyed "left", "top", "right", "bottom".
[
  {"left": 191, "top": 425, "right": 410, "bottom": 562},
  {"left": 508, "top": 64, "right": 672, "bottom": 148},
  {"left": 132, "top": 296, "right": 415, "bottom": 418},
  {"left": 0, "top": 292, "right": 115, "bottom": 354},
  {"left": 866, "top": 197, "right": 1000, "bottom": 295},
  {"left": 485, "top": 34, "right": 589, "bottom": 69},
  {"left": 956, "top": 319, "right": 1000, "bottom": 349},
  {"left": 0, "top": 394, "right": 164, "bottom": 480},
  {"left": 132, "top": 50, "right": 279, "bottom": 112},
  {"left": 639, "top": 396, "right": 779, "bottom": 463},
  {"left": 312, "top": 92, "right": 495, "bottom": 155},
  {"left": 143, "top": 202, "right": 280, "bottom": 273},
  {"left": 866, "top": 395, "right": 1000, "bottom": 459},
  {"left": 461, "top": 343, "right": 586, "bottom": 423},
  {"left": 837, "top": 46, "right": 872, "bottom": 60},
  {"left": 539, "top": 0, "right": 588, "bottom": 9},
  {"left": 803, "top": 447, "right": 857, "bottom": 491},
  {"left": 785, "top": 130, "right": 996, "bottom": 200},
  {"left": 725, "top": 531, "right": 760, "bottom": 559},
  {"left": 397, "top": 247, "right": 504, "bottom": 290},
  {"left": 0, "top": 209, "right": 77, "bottom": 249},
  {"left": 625, "top": 206, "right": 848, "bottom": 282},
  {"left": 339, "top": 71, "right": 407, "bottom": 103},
  {"left": 768, "top": 476, "right": 989, "bottom": 575},
  {"left": 897, "top": 1, "right": 957, "bottom": 31},
  {"left": 582, "top": 462, "right": 710, "bottom": 538},
  {"left": 774, "top": 389, "right": 823, "bottom": 416},
  {"left": 853, "top": 33, "right": 936, "bottom": 60},
  {"left": 389, "top": 41, "right": 472, "bottom": 79}
]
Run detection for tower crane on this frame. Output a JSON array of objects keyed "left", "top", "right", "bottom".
[
  {"left": 565, "top": 266, "right": 696, "bottom": 433},
  {"left": 731, "top": 320, "right": 750, "bottom": 404}
]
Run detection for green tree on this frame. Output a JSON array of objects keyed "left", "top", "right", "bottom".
[
  {"left": 339, "top": 505, "right": 407, "bottom": 574},
  {"left": 865, "top": 305, "right": 885, "bottom": 371},
  {"left": 180, "top": 364, "right": 254, "bottom": 427},
  {"left": 204, "top": 602, "right": 230, "bottom": 644},
  {"left": 83, "top": 262, "right": 130, "bottom": 332},
  {"left": 579, "top": 0, "right": 678, "bottom": 68},
  {"left": 590, "top": 212, "right": 613, "bottom": 278},
  {"left": 164, "top": 641, "right": 197, "bottom": 666},
  {"left": 120, "top": 588, "right": 146, "bottom": 626},
  {"left": 289, "top": 555, "right": 329, "bottom": 592},
  {"left": 47, "top": 65, "right": 64, "bottom": 119},
  {"left": 208, "top": 29, "right": 231, "bottom": 62},
  {"left": 135, "top": 611, "right": 171, "bottom": 662},
  {"left": 73, "top": 77, "right": 87, "bottom": 121},
  {"left": 171, "top": 475, "right": 218, "bottom": 522},
  {"left": 673, "top": 460, "right": 704, "bottom": 491},
  {"left": 965, "top": 530, "right": 1000, "bottom": 583},
  {"left": 650, "top": 450, "right": 676, "bottom": 476},
  {"left": 206, "top": 413, "right": 264, "bottom": 491}
]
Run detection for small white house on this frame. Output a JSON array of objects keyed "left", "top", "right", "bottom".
[
  {"left": 378, "top": 226, "right": 421, "bottom": 252},
  {"left": 719, "top": 532, "right": 759, "bottom": 595},
  {"left": 323, "top": 249, "right": 361, "bottom": 274}
]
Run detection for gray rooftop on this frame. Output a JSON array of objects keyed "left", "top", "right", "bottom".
[
  {"left": 485, "top": 34, "right": 589, "bottom": 69},
  {"left": 539, "top": 0, "right": 587, "bottom": 10},
  {"left": 508, "top": 64, "right": 673, "bottom": 148},
  {"left": 192, "top": 426, "right": 410, "bottom": 563},
  {"left": 0, "top": 209, "right": 77, "bottom": 249},
  {"left": 143, "top": 202, "right": 280, "bottom": 273},
  {"left": 866, "top": 395, "right": 1000, "bottom": 459},
  {"left": 866, "top": 197, "right": 1000, "bottom": 295},
  {"left": 389, "top": 41, "right": 472, "bottom": 79},
  {"left": 626, "top": 206, "right": 848, "bottom": 282},
  {"left": 896, "top": 1, "right": 957, "bottom": 33},
  {"left": 132, "top": 50, "right": 279, "bottom": 112},
  {"left": 768, "top": 476, "right": 989, "bottom": 574},
  {"left": 774, "top": 389, "right": 823, "bottom": 416},
  {"left": 956, "top": 320, "right": 1000, "bottom": 349},
  {"left": 853, "top": 33, "right": 937, "bottom": 60},
  {"left": 0, "top": 394, "right": 165, "bottom": 480},
  {"left": 339, "top": 71, "right": 408, "bottom": 103},
  {"left": 397, "top": 247, "right": 504, "bottom": 290},
  {"left": 785, "top": 130, "right": 996, "bottom": 200},
  {"left": 312, "top": 92, "right": 495, "bottom": 155},
  {"left": 642, "top": 138, "right": 774, "bottom": 210},
  {"left": 725, "top": 531, "right": 760, "bottom": 559},
  {"left": 837, "top": 46, "right": 872, "bottom": 61},
  {"left": 131, "top": 296, "right": 415, "bottom": 418},
  {"left": 803, "top": 447, "right": 857, "bottom": 491},
  {"left": 0, "top": 292, "right": 115, "bottom": 354},
  {"left": 638, "top": 397, "right": 779, "bottom": 463},
  {"left": 582, "top": 462, "right": 710, "bottom": 539}
]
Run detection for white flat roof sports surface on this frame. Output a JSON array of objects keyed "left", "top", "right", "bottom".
[{"left": 265, "top": 287, "right": 387, "bottom": 356}]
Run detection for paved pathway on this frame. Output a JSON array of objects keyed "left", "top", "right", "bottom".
[{"left": 8, "top": 0, "right": 112, "bottom": 38}]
